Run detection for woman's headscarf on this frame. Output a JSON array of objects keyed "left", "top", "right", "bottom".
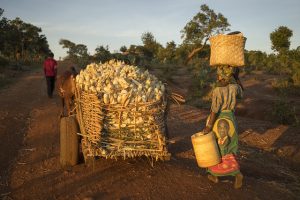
[{"left": 216, "top": 65, "right": 237, "bottom": 86}]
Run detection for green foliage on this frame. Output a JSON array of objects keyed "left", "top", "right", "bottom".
[
  {"left": 271, "top": 78, "right": 292, "bottom": 95},
  {"left": 119, "top": 45, "right": 127, "bottom": 53},
  {"left": 157, "top": 41, "right": 177, "bottom": 64},
  {"left": 270, "top": 26, "right": 293, "bottom": 53},
  {"left": 93, "top": 45, "right": 111, "bottom": 63},
  {"left": 243, "top": 28, "right": 298, "bottom": 93},
  {"left": 272, "top": 97, "right": 299, "bottom": 125},
  {"left": 245, "top": 50, "right": 268, "bottom": 70},
  {"left": 150, "top": 63, "right": 175, "bottom": 82},
  {"left": 124, "top": 44, "right": 153, "bottom": 67},
  {"left": 0, "top": 54, "right": 9, "bottom": 68},
  {"left": 0, "top": 9, "right": 51, "bottom": 62},
  {"left": 181, "top": 4, "right": 230, "bottom": 64},
  {"left": 174, "top": 43, "right": 190, "bottom": 64},
  {"left": 292, "top": 67, "right": 300, "bottom": 86},
  {"left": 141, "top": 32, "right": 162, "bottom": 60},
  {"left": 187, "top": 58, "right": 215, "bottom": 108},
  {"left": 246, "top": 47, "right": 300, "bottom": 79},
  {"left": 181, "top": 4, "right": 230, "bottom": 46},
  {"left": 59, "top": 39, "right": 90, "bottom": 67},
  {"left": 194, "top": 61, "right": 213, "bottom": 90}
]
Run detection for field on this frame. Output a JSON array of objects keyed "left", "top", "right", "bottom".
[{"left": 0, "top": 63, "right": 300, "bottom": 200}]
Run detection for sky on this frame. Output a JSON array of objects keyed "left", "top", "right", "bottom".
[{"left": 1, "top": 0, "right": 300, "bottom": 59}]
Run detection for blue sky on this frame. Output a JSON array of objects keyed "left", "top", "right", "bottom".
[{"left": 1, "top": 0, "right": 300, "bottom": 59}]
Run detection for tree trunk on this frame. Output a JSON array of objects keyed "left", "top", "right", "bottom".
[
  {"left": 185, "top": 38, "right": 209, "bottom": 64},
  {"left": 186, "top": 46, "right": 205, "bottom": 64}
]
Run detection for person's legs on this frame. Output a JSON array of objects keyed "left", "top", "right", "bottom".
[
  {"left": 46, "top": 77, "right": 52, "bottom": 98},
  {"left": 50, "top": 77, "right": 55, "bottom": 97},
  {"left": 207, "top": 174, "right": 219, "bottom": 183},
  {"left": 234, "top": 172, "right": 243, "bottom": 189}
]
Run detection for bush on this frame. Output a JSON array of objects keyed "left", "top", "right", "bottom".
[
  {"left": 187, "top": 59, "right": 215, "bottom": 108},
  {"left": 272, "top": 98, "right": 298, "bottom": 125},
  {"left": 196, "top": 60, "right": 213, "bottom": 87},
  {"left": 149, "top": 62, "right": 175, "bottom": 82},
  {"left": 0, "top": 55, "right": 9, "bottom": 69},
  {"left": 292, "top": 67, "right": 300, "bottom": 86},
  {"left": 271, "top": 78, "right": 292, "bottom": 94}
]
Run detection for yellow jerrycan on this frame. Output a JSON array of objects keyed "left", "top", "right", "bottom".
[{"left": 191, "top": 131, "right": 221, "bottom": 168}]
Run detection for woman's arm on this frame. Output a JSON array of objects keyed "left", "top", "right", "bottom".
[{"left": 203, "top": 112, "right": 217, "bottom": 133}]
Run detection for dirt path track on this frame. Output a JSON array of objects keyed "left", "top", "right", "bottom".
[{"left": 0, "top": 67, "right": 299, "bottom": 200}]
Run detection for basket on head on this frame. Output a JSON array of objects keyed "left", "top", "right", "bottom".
[{"left": 209, "top": 33, "right": 247, "bottom": 67}]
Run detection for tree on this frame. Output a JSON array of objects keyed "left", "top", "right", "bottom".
[
  {"left": 120, "top": 45, "right": 127, "bottom": 53},
  {"left": 59, "top": 39, "right": 90, "bottom": 66},
  {"left": 181, "top": 4, "right": 230, "bottom": 63},
  {"left": 94, "top": 45, "right": 111, "bottom": 63},
  {"left": 245, "top": 50, "right": 268, "bottom": 70},
  {"left": 157, "top": 41, "right": 177, "bottom": 63},
  {"left": 270, "top": 26, "right": 293, "bottom": 53},
  {"left": 59, "top": 39, "right": 76, "bottom": 58},
  {"left": 141, "top": 32, "right": 162, "bottom": 59},
  {"left": 0, "top": 9, "right": 10, "bottom": 56},
  {"left": 0, "top": 9, "right": 50, "bottom": 62},
  {"left": 59, "top": 39, "right": 88, "bottom": 58}
]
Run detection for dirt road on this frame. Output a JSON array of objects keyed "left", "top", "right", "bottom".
[{"left": 0, "top": 66, "right": 299, "bottom": 200}]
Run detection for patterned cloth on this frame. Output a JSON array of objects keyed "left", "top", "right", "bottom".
[
  {"left": 207, "top": 97, "right": 241, "bottom": 176},
  {"left": 207, "top": 111, "right": 240, "bottom": 176},
  {"left": 216, "top": 65, "right": 236, "bottom": 85},
  {"left": 208, "top": 154, "right": 240, "bottom": 176}
]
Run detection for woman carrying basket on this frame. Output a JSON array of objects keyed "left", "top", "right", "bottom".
[
  {"left": 203, "top": 65, "right": 243, "bottom": 189},
  {"left": 202, "top": 31, "right": 246, "bottom": 189}
]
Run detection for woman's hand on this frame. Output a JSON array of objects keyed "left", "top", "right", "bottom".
[{"left": 202, "top": 125, "right": 212, "bottom": 134}]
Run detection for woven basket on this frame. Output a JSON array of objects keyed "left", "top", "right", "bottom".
[
  {"left": 209, "top": 33, "right": 246, "bottom": 67},
  {"left": 75, "top": 85, "right": 169, "bottom": 161}
]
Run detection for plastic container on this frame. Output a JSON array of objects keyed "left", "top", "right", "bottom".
[{"left": 191, "top": 131, "right": 221, "bottom": 168}]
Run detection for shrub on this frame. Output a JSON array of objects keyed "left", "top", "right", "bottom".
[
  {"left": 0, "top": 55, "right": 9, "bottom": 69},
  {"left": 292, "top": 67, "right": 300, "bottom": 86},
  {"left": 271, "top": 78, "right": 292, "bottom": 94},
  {"left": 272, "top": 98, "right": 298, "bottom": 125},
  {"left": 187, "top": 59, "right": 215, "bottom": 108}
]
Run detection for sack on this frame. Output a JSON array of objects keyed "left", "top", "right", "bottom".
[{"left": 209, "top": 33, "right": 247, "bottom": 67}]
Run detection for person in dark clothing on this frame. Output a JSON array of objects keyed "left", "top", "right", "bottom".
[{"left": 43, "top": 53, "right": 58, "bottom": 98}]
